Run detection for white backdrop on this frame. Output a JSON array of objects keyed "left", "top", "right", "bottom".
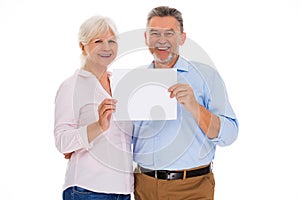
[{"left": 0, "top": 0, "right": 299, "bottom": 199}]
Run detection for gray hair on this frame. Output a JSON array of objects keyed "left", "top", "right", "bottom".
[
  {"left": 147, "top": 6, "right": 184, "bottom": 33},
  {"left": 78, "top": 15, "right": 118, "bottom": 66}
]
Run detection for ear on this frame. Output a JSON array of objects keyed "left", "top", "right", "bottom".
[
  {"left": 79, "top": 42, "right": 87, "bottom": 56},
  {"left": 180, "top": 32, "right": 186, "bottom": 46},
  {"left": 144, "top": 31, "right": 149, "bottom": 46}
]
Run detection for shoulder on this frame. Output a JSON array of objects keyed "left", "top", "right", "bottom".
[
  {"left": 59, "top": 69, "right": 92, "bottom": 88},
  {"left": 58, "top": 73, "right": 78, "bottom": 89},
  {"left": 188, "top": 61, "right": 219, "bottom": 76},
  {"left": 186, "top": 61, "right": 225, "bottom": 89},
  {"left": 55, "top": 70, "right": 84, "bottom": 97}
]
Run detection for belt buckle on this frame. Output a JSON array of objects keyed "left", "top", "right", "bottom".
[
  {"left": 166, "top": 172, "right": 171, "bottom": 180},
  {"left": 155, "top": 170, "right": 171, "bottom": 180},
  {"left": 163, "top": 171, "right": 171, "bottom": 180}
]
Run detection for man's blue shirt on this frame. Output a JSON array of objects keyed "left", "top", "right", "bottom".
[{"left": 133, "top": 57, "right": 238, "bottom": 170}]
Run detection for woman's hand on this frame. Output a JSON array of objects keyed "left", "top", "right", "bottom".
[{"left": 97, "top": 98, "right": 117, "bottom": 132}]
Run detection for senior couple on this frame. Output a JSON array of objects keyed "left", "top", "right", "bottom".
[{"left": 54, "top": 6, "right": 238, "bottom": 200}]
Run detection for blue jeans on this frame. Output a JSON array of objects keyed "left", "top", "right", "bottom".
[{"left": 63, "top": 186, "right": 131, "bottom": 200}]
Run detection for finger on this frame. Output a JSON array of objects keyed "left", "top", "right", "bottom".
[
  {"left": 168, "top": 83, "right": 183, "bottom": 92},
  {"left": 172, "top": 85, "right": 190, "bottom": 94},
  {"left": 168, "top": 84, "right": 179, "bottom": 96},
  {"left": 168, "top": 83, "right": 189, "bottom": 91},
  {"left": 101, "top": 109, "right": 114, "bottom": 121},
  {"left": 99, "top": 98, "right": 117, "bottom": 107},
  {"left": 172, "top": 88, "right": 190, "bottom": 99},
  {"left": 99, "top": 103, "right": 116, "bottom": 111},
  {"left": 176, "top": 94, "right": 189, "bottom": 104},
  {"left": 169, "top": 84, "right": 190, "bottom": 97},
  {"left": 98, "top": 105, "right": 116, "bottom": 116},
  {"left": 98, "top": 100, "right": 117, "bottom": 112},
  {"left": 170, "top": 91, "right": 175, "bottom": 98},
  {"left": 174, "top": 90, "right": 189, "bottom": 99},
  {"left": 64, "top": 152, "right": 73, "bottom": 159}
]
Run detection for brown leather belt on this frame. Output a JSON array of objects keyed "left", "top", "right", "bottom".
[{"left": 140, "top": 164, "right": 211, "bottom": 180}]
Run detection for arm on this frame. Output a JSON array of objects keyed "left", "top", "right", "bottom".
[
  {"left": 196, "top": 104, "right": 220, "bottom": 139},
  {"left": 168, "top": 84, "right": 220, "bottom": 139},
  {"left": 54, "top": 83, "right": 87, "bottom": 154},
  {"left": 54, "top": 83, "right": 117, "bottom": 154},
  {"left": 168, "top": 73, "right": 238, "bottom": 146},
  {"left": 86, "top": 98, "right": 117, "bottom": 142}
]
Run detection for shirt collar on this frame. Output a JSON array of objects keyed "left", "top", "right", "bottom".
[
  {"left": 76, "top": 69, "right": 94, "bottom": 78},
  {"left": 75, "top": 69, "right": 112, "bottom": 78},
  {"left": 149, "top": 56, "right": 189, "bottom": 72},
  {"left": 174, "top": 56, "right": 189, "bottom": 72}
]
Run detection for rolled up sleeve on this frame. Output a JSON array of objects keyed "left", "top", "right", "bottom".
[
  {"left": 54, "top": 83, "right": 91, "bottom": 153},
  {"left": 207, "top": 70, "right": 239, "bottom": 146}
]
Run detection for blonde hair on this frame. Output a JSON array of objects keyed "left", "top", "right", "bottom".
[{"left": 78, "top": 15, "right": 118, "bottom": 66}]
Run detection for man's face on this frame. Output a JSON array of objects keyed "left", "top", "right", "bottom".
[{"left": 145, "top": 16, "right": 186, "bottom": 67}]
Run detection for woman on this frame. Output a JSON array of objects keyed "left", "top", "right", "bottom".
[{"left": 54, "top": 15, "right": 133, "bottom": 200}]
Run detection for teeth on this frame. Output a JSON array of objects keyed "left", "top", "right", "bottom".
[
  {"left": 157, "top": 47, "right": 169, "bottom": 50},
  {"left": 99, "top": 54, "right": 111, "bottom": 57}
]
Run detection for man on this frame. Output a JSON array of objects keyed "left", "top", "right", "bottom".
[{"left": 133, "top": 6, "right": 238, "bottom": 200}]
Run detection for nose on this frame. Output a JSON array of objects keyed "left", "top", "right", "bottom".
[
  {"left": 157, "top": 35, "right": 168, "bottom": 44},
  {"left": 101, "top": 41, "right": 111, "bottom": 50}
]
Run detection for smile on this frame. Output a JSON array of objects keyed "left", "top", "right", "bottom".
[
  {"left": 98, "top": 53, "right": 112, "bottom": 57},
  {"left": 156, "top": 46, "right": 170, "bottom": 51}
]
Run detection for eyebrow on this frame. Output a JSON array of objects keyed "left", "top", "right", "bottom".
[
  {"left": 92, "top": 36, "right": 116, "bottom": 41},
  {"left": 148, "top": 28, "right": 175, "bottom": 32}
]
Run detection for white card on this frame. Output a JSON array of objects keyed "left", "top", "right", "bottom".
[{"left": 111, "top": 68, "right": 177, "bottom": 120}]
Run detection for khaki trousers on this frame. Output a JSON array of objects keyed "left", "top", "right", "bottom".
[{"left": 134, "top": 169, "right": 215, "bottom": 200}]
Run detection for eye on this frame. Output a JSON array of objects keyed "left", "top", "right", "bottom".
[
  {"left": 164, "top": 31, "right": 175, "bottom": 37},
  {"left": 150, "top": 31, "right": 160, "bottom": 37},
  {"left": 94, "top": 39, "right": 103, "bottom": 43},
  {"left": 108, "top": 39, "right": 117, "bottom": 44}
]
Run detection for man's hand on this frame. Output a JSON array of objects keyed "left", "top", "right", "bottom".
[
  {"left": 64, "top": 152, "right": 73, "bottom": 159},
  {"left": 168, "top": 83, "right": 199, "bottom": 116},
  {"left": 168, "top": 83, "right": 220, "bottom": 138}
]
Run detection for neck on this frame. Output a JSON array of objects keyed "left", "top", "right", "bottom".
[
  {"left": 84, "top": 64, "right": 111, "bottom": 96},
  {"left": 99, "top": 72, "right": 111, "bottom": 96},
  {"left": 83, "top": 63, "right": 107, "bottom": 81}
]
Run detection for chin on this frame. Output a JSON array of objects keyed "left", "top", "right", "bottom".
[{"left": 154, "top": 54, "right": 174, "bottom": 64}]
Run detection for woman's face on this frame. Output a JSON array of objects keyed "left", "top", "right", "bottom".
[{"left": 83, "top": 30, "right": 118, "bottom": 68}]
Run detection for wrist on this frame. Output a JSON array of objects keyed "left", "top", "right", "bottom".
[
  {"left": 197, "top": 104, "right": 211, "bottom": 134},
  {"left": 191, "top": 103, "right": 201, "bottom": 120},
  {"left": 97, "top": 121, "right": 104, "bottom": 133},
  {"left": 87, "top": 122, "right": 104, "bottom": 143}
]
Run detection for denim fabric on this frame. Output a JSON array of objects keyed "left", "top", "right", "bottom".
[{"left": 63, "top": 187, "right": 131, "bottom": 200}]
